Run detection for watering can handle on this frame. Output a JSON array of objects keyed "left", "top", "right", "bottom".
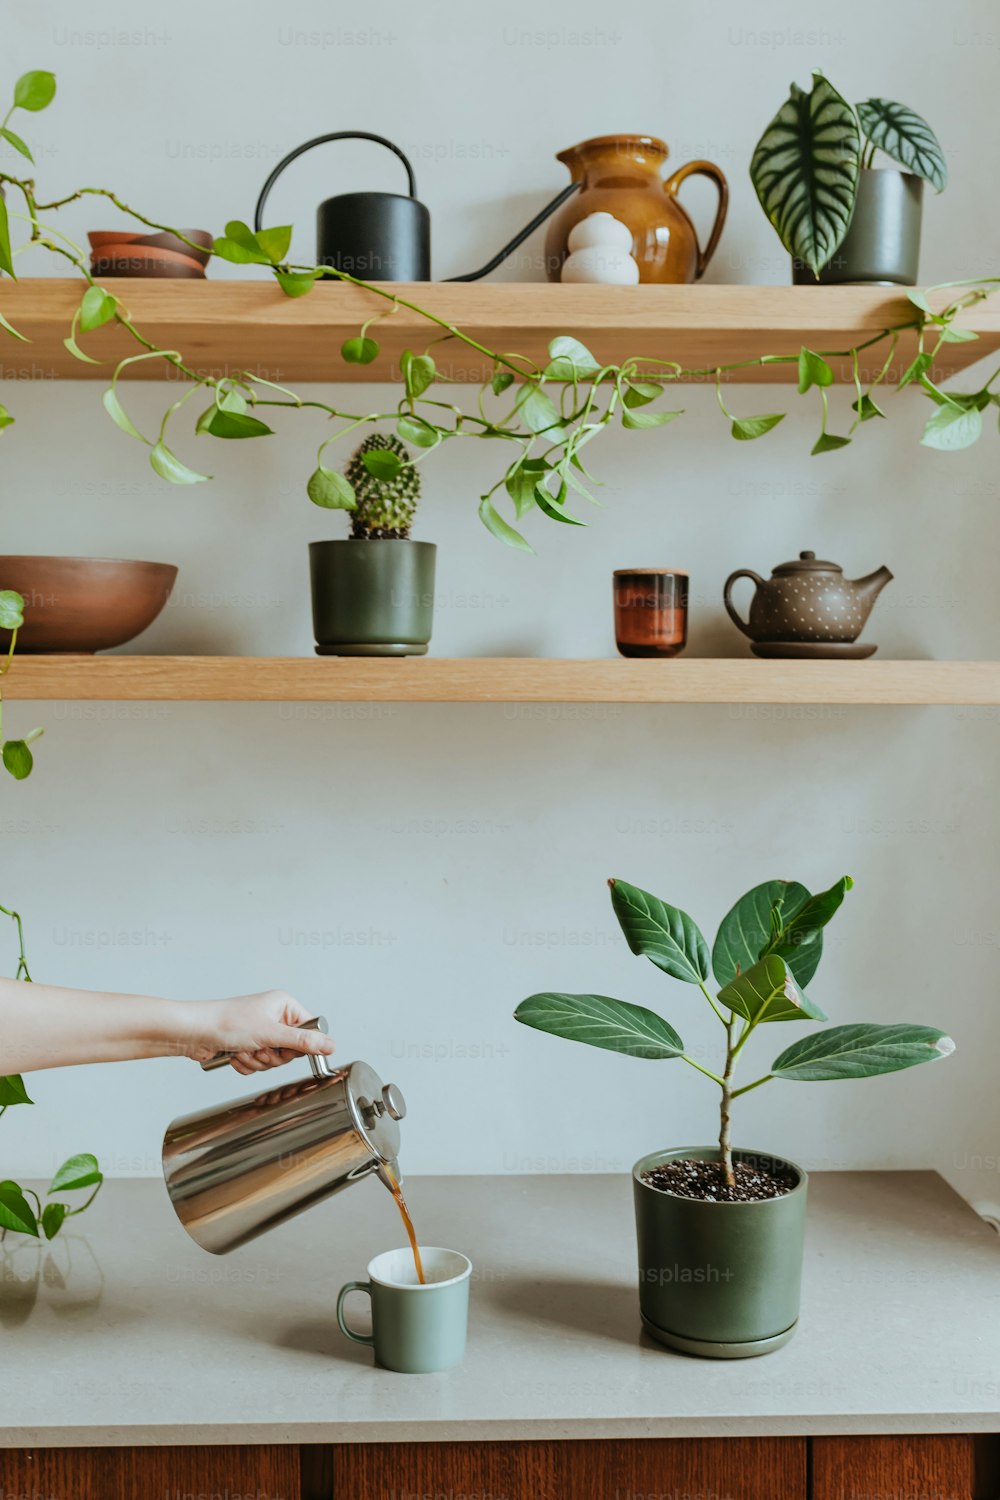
[
  {"left": 254, "top": 132, "right": 419, "bottom": 233},
  {"left": 200, "top": 1014, "right": 330, "bottom": 1071}
]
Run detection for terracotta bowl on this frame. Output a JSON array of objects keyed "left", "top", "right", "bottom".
[
  {"left": 88, "top": 228, "right": 213, "bottom": 262},
  {"left": 0, "top": 556, "right": 178, "bottom": 653},
  {"left": 91, "top": 244, "right": 207, "bottom": 278}
]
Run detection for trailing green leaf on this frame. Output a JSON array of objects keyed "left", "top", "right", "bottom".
[
  {"left": 515, "top": 992, "right": 684, "bottom": 1060},
  {"left": 13, "top": 70, "right": 56, "bottom": 111},
  {"left": 921, "top": 403, "right": 983, "bottom": 451},
  {"left": 0, "top": 1182, "right": 38, "bottom": 1237},
  {"left": 2, "top": 739, "right": 34, "bottom": 780},
  {"left": 79, "top": 285, "right": 117, "bottom": 334},
  {"left": 49, "top": 1152, "right": 102, "bottom": 1193},
  {"left": 545, "top": 335, "right": 600, "bottom": 379},
  {"left": 0, "top": 590, "right": 25, "bottom": 630},
  {"left": 341, "top": 336, "right": 379, "bottom": 365},
  {"left": 798, "top": 348, "right": 835, "bottom": 394},
  {"left": 812, "top": 432, "right": 851, "bottom": 454},
  {"left": 731, "top": 413, "right": 786, "bottom": 441},
  {"left": 149, "top": 441, "right": 210, "bottom": 484},
  {"left": 102, "top": 388, "right": 147, "bottom": 443},
  {"left": 0, "top": 1074, "right": 32, "bottom": 1106},
  {"left": 478, "top": 495, "right": 533, "bottom": 552},
  {"left": 307, "top": 466, "right": 356, "bottom": 510}
]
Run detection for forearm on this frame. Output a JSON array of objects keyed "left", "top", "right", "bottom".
[{"left": 0, "top": 976, "right": 212, "bottom": 1073}]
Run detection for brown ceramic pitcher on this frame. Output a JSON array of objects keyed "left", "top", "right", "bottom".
[{"left": 545, "top": 135, "right": 728, "bottom": 284}]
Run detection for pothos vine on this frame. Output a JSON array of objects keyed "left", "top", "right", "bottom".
[{"left": 0, "top": 70, "right": 998, "bottom": 551}]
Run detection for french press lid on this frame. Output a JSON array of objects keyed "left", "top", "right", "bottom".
[
  {"left": 345, "top": 1060, "right": 406, "bottom": 1163},
  {"left": 772, "top": 550, "right": 843, "bottom": 575}
]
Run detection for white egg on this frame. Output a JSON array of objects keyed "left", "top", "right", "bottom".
[
  {"left": 561, "top": 246, "right": 640, "bottom": 285},
  {"left": 567, "top": 212, "right": 634, "bottom": 253}
]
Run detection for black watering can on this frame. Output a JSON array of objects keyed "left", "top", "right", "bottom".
[{"left": 254, "top": 131, "right": 580, "bottom": 282}]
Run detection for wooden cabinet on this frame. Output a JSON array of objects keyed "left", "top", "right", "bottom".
[{"left": 5, "top": 1435, "right": 996, "bottom": 1500}]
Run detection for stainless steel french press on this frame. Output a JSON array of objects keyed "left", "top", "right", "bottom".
[{"left": 162, "top": 1017, "right": 406, "bottom": 1255}]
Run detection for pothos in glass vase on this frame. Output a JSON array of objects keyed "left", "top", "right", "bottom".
[{"left": 0, "top": 587, "right": 104, "bottom": 1242}]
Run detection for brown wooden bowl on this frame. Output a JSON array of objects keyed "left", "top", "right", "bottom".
[{"left": 0, "top": 556, "right": 178, "bottom": 653}]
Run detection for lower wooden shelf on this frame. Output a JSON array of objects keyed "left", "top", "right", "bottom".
[{"left": 2, "top": 656, "right": 997, "bottom": 704}]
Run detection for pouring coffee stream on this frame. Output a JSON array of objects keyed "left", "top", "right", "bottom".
[{"left": 162, "top": 1017, "right": 425, "bottom": 1282}]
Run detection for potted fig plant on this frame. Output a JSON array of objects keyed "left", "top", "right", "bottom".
[
  {"left": 308, "top": 434, "right": 436, "bottom": 656},
  {"left": 751, "top": 71, "right": 947, "bottom": 286},
  {"left": 515, "top": 874, "right": 954, "bottom": 1358}
]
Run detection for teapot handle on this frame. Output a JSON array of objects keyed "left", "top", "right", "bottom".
[
  {"left": 663, "top": 159, "right": 729, "bottom": 280},
  {"left": 723, "top": 570, "right": 765, "bottom": 638}
]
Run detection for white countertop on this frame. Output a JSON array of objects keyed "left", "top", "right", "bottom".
[{"left": 0, "top": 1171, "right": 996, "bottom": 1446}]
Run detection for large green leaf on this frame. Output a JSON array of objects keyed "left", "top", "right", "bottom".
[
  {"left": 765, "top": 876, "right": 853, "bottom": 977},
  {"left": 856, "top": 99, "right": 947, "bottom": 192},
  {"left": 717, "top": 954, "right": 827, "bottom": 1025},
  {"left": 13, "top": 71, "right": 56, "bottom": 112},
  {"left": 49, "top": 1152, "right": 102, "bottom": 1193},
  {"left": 751, "top": 71, "right": 860, "bottom": 277},
  {"left": 712, "top": 880, "right": 811, "bottom": 987},
  {"left": 772, "top": 1023, "right": 954, "bottom": 1081},
  {"left": 514, "top": 993, "right": 685, "bottom": 1060},
  {"left": 0, "top": 589, "right": 25, "bottom": 630},
  {"left": 0, "top": 1074, "right": 32, "bottom": 1106},
  {"left": 0, "top": 1182, "right": 38, "bottom": 1237},
  {"left": 609, "top": 878, "right": 709, "bottom": 985}
]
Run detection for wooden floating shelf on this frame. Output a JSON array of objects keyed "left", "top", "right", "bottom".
[
  {"left": 3, "top": 657, "right": 998, "bottom": 705},
  {"left": 2, "top": 281, "right": 997, "bottom": 386}
]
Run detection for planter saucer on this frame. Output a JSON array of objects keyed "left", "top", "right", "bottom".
[
  {"left": 640, "top": 1312, "right": 798, "bottom": 1359},
  {"left": 314, "top": 643, "right": 429, "bottom": 657},
  {"left": 750, "top": 641, "right": 877, "bottom": 661}
]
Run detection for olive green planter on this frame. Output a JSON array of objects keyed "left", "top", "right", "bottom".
[
  {"left": 309, "top": 539, "right": 436, "bottom": 657},
  {"left": 633, "top": 1146, "right": 807, "bottom": 1358},
  {"left": 792, "top": 167, "right": 923, "bottom": 287}
]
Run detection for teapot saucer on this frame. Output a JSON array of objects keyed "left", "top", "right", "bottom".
[{"left": 750, "top": 640, "right": 877, "bottom": 660}]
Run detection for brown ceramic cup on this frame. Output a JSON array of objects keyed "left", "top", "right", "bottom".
[{"left": 613, "top": 569, "right": 688, "bottom": 658}]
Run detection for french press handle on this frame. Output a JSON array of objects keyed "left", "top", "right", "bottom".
[
  {"left": 200, "top": 1014, "right": 331, "bottom": 1073},
  {"left": 254, "top": 131, "right": 419, "bottom": 233}
]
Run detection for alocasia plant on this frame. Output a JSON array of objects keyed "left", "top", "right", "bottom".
[{"left": 515, "top": 874, "right": 954, "bottom": 1186}]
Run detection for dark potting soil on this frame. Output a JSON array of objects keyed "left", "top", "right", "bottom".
[{"left": 641, "top": 1158, "right": 797, "bottom": 1203}]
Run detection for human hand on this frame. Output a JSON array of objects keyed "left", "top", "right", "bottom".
[{"left": 187, "top": 990, "right": 335, "bottom": 1074}]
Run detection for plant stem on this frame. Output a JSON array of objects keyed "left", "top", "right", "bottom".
[
  {"left": 697, "top": 978, "right": 728, "bottom": 1026},
  {"left": 679, "top": 1054, "right": 726, "bottom": 1089},
  {"left": 719, "top": 1016, "right": 738, "bottom": 1187},
  {"left": 732, "top": 1074, "right": 774, "bottom": 1099}
]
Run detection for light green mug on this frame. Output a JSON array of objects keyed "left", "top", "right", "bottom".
[{"left": 336, "top": 1246, "right": 471, "bottom": 1374}]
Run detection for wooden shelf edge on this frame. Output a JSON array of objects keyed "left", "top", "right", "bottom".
[
  {"left": 3, "top": 657, "right": 997, "bottom": 705},
  {"left": 2, "top": 282, "right": 997, "bottom": 385}
]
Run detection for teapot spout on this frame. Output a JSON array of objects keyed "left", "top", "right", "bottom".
[{"left": 852, "top": 565, "right": 893, "bottom": 614}]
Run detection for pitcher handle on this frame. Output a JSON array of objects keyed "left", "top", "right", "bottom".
[
  {"left": 663, "top": 159, "right": 729, "bottom": 280},
  {"left": 337, "top": 1281, "right": 375, "bottom": 1346},
  {"left": 723, "top": 570, "right": 765, "bottom": 638},
  {"left": 200, "top": 1014, "right": 329, "bottom": 1072}
]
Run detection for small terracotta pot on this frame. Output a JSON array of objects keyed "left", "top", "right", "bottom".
[
  {"left": 0, "top": 556, "right": 178, "bottom": 653},
  {"left": 88, "top": 228, "right": 212, "bottom": 276}
]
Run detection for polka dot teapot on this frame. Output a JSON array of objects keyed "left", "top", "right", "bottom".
[{"left": 724, "top": 552, "right": 893, "bottom": 645}]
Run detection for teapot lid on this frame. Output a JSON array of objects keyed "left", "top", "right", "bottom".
[
  {"left": 346, "top": 1060, "right": 405, "bottom": 1162},
  {"left": 773, "top": 550, "right": 842, "bottom": 576}
]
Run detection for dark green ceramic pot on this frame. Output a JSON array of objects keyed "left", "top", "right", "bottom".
[
  {"left": 633, "top": 1145, "right": 807, "bottom": 1359},
  {"left": 792, "top": 168, "right": 923, "bottom": 287},
  {"left": 309, "top": 539, "right": 436, "bottom": 656}
]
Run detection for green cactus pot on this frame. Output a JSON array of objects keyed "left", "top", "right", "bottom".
[
  {"left": 633, "top": 1145, "right": 808, "bottom": 1358},
  {"left": 309, "top": 540, "right": 436, "bottom": 657}
]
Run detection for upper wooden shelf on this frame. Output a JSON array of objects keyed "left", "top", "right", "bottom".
[
  {"left": 3, "top": 281, "right": 996, "bottom": 385},
  {"left": 3, "top": 657, "right": 997, "bottom": 705}
]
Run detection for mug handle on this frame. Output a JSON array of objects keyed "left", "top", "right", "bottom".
[
  {"left": 663, "top": 160, "right": 729, "bottom": 280},
  {"left": 336, "top": 1281, "right": 375, "bottom": 1346},
  {"left": 723, "top": 570, "right": 765, "bottom": 638}
]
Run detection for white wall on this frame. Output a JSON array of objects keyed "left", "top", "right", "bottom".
[{"left": 3, "top": 0, "right": 999, "bottom": 1218}]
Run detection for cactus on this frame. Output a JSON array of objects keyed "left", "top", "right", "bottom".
[{"left": 345, "top": 434, "right": 420, "bottom": 540}]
